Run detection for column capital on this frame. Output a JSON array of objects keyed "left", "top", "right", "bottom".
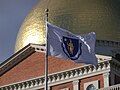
[
  {"left": 73, "top": 80, "right": 79, "bottom": 85},
  {"left": 103, "top": 72, "right": 110, "bottom": 77}
]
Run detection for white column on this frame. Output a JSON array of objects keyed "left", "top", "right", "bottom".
[
  {"left": 73, "top": 80, "right": 79, "bottom": 90},
  {"left": 110, "top": 73, "right": 115, "bottom": 85},
  {"left": 48, "top": 86, "right": 50, "bottom": 90},
  {"left": 103, "top": 72, "right": 110, "bottom": 87}
]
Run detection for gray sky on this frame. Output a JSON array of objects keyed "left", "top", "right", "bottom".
[{"left": 0, "top": 0, "right": 39, "bottom": 63}]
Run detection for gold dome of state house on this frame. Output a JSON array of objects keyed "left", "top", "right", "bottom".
[{"left": 15, "top": 0, "right": 120, "bottom": 52}]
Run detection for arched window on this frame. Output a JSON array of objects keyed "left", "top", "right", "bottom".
[{"left": 86, "top": 84, "right": 96, "bottom": 90}]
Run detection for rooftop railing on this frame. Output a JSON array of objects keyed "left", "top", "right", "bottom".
[{"left": 98, "top": 84, "right": 120, "bottom": 90}]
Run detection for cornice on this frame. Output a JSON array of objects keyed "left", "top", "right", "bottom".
[
  {"left": 96, "top": 54, "right": 112, "bottom": 62},
  {"left": 96, "top": 40, "right": 120, "bottom": 48},
  {"left": 0, "top": 40, "right": 120, "bottom": 89},
  {"left": 2, "top": 58, "right": 120, "bottom": 90},
  {"left": 95, "top": 40, "right": 120, "bottom": 57},
  {"left": 0, "top": 43, "right": 45, "bottom": 76},
  {"left": 0, "top": 40, "right": 119, "bottom": 76},
  {"left": 1, "top": 58, "right": 120, "bottom": 90}
]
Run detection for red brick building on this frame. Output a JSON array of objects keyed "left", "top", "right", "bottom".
[
  {"left": 1, "top": 0, "right": 120, "bottom": 89},
  {"left": 0, "top": 41, "right": 120, "bottom": 90}
]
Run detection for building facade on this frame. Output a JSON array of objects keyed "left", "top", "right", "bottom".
[
  {"left": 1, "top": 0, "right": 120, "bottom": 90},
  {"left": 0, "top": 41, "right": 120, "bottom": 90}
]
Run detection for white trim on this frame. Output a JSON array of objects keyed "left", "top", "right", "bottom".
[
  {"left": 1, "top": 58, "right": 120, "bottom": 90},
  {"left": 103, "top": 72, "right": 110, "bottom": 87},
  {"left": 98, "top": 83, "right": 120, "bottom": 90},
  {"left": 1, "top": 60, "right": 112, "bottom": 90},
  {"left": 0, "top": 43, "right": 46, "bottom": 76},
  {"left": 73, "top": 80, "right": 79, "bottom": 90},
  {"left": 84, "top": 80, "right": 99, "bottom": 90}
]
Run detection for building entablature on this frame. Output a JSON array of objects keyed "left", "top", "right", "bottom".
[
  {"left": 96, "top": 40, "right": 120, "bottom": 48},
  {"left": 96, "top": 40, "right": 120, "bottom": 56},
  {"left": 1, "top": 40, "right": 120, "bottom": 76},
  {"left": 1, "top": 58, "right": 120, "bottom": 90}
]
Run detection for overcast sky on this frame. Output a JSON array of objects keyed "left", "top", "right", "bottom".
[{"left": 0, "top": 0, "right": 40, "bottom": 63}]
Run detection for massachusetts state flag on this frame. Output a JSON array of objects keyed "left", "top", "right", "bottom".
[{"left": 47, "top": 22, "right": 97, "bottom": 65}]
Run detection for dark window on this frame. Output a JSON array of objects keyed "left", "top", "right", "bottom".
[{"left": 86, "top": 84, "right": 96, "bottom": 90}]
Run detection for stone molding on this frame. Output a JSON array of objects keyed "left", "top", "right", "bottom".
[
  {"left": 0, "top": 40, "right": 120, "bottom": 90},
  {"left": 0, "top": 43, "right": 45, "bottom": 76},
  {"left": 1, "top": 59, "right": 120, "bottom": 90},
  {"left": 1, "top": 40, "right": 119, "bottom": 76},
  {"left": 84, "top": 80, "right": 99, "bottom": 90},
  {"left": 96, "top": 40, "right": 120, "bottom": 48}
]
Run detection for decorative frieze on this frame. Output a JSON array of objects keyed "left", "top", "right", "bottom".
[{"left": 1, "top": 59, "right": 118, "bottom": 90}]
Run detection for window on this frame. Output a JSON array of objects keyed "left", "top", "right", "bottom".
[
  {"left": 84, "top": 80, "right": 99, "bottom": 90},
  {"left": 86, "top": 84, "right": 96, "bottom": 90}
]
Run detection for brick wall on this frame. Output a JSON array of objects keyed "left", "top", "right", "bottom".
[
  {"left": 38, "top": 74, "right": 104, "bottom": 90},
  {"left": 80, "top": 74, "right": 104, "bottom": 90},
  {"left": 1, "top": 51, "right": 104, "bottom": 90},
  {"left": 51, "top": 82, "right": 73, "bottom": 90},
  {"left": 0, "top": 52, "right": 83, "bottom": 86}
]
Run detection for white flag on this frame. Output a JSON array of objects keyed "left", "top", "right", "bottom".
[{"left": 47, "top": 22, "right": 97, "bottom": 65}]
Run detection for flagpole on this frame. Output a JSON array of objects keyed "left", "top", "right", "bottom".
[{"left": 45, "top": 8, "right": 49, "bottom": 90}]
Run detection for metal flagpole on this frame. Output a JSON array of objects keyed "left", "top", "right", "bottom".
[{"left": 45, "top": 8, "right": 49, "bottom": 90}]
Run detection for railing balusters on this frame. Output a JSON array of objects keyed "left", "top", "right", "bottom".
[{"left": 98, "top": 84, "right": 120, "bottom": 90}]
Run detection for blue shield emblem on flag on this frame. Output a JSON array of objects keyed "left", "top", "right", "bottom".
[{"left": 61, "top": 36, "right": 82, "bottom": 60}]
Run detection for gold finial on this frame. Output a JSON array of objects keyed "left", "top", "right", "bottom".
[
  {"left": 45, "top": 9, "right": 49, "bottom": 13},
  {"left": 45, "top": 9, "right": 49, "bottom": 21}
]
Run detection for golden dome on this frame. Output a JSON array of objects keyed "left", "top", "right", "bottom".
[{"left": 15, "top": 0, "right": 120, "bottom": 52}]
